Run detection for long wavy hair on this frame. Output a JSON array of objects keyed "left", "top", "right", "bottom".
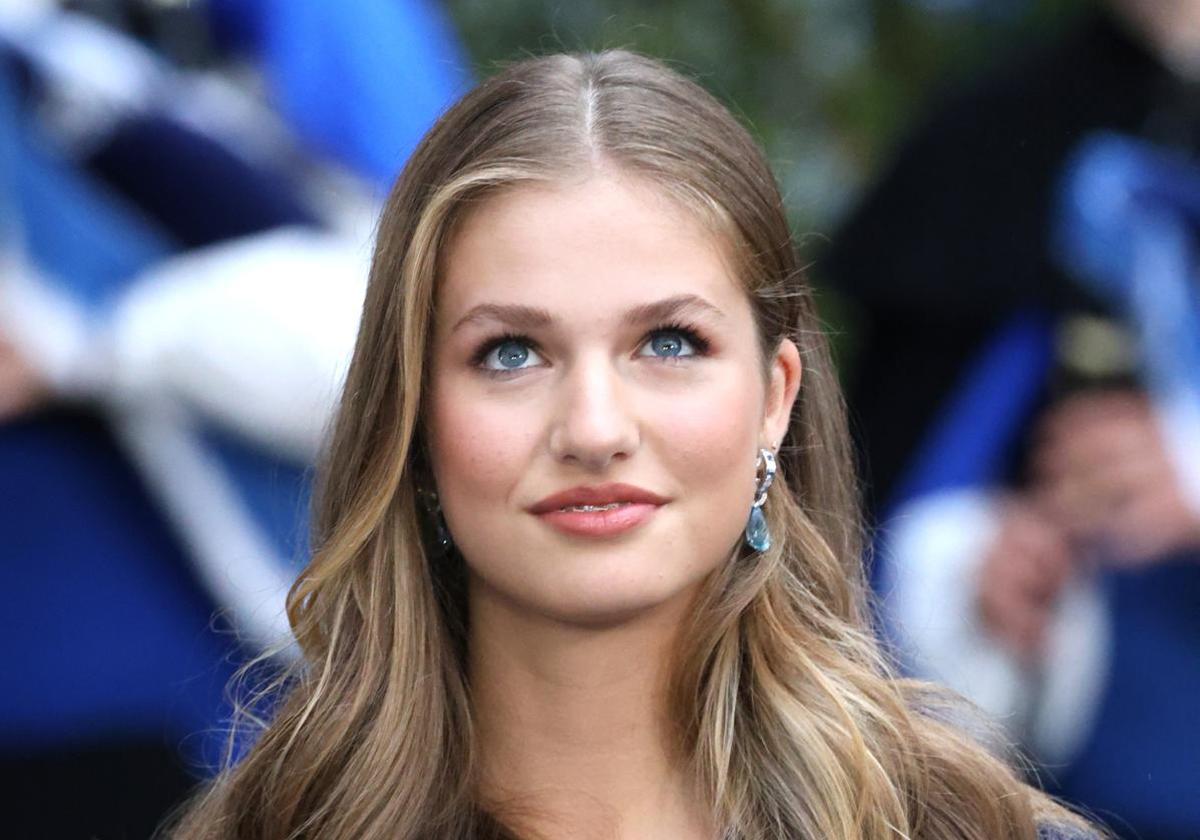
[{"left": 168, "top": 50, "right": 1097, "bottom": 839}]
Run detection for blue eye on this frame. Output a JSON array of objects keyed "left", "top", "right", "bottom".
[
  {"left": 481, "top": 338, "right": 543, "bottom": 372},
  {"left": 640, "top": 329, "right": 697, "bottom": 359},
  {"left": 472, "top": 322, "right": 710, "bottom": 379}
]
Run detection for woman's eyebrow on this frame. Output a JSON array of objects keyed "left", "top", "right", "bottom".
[{"left": 450, "top": 294, "right": 726, "bottom": 334}]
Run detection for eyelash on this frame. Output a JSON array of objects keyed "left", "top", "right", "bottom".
[{"left": 470, "top": 321, "right": 712, "bottom": 379}]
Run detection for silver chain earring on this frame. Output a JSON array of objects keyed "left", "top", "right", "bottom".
[
  {"left": 417, "top": 485, "right": 454, "bottom": 557},
  {"left": 744, "top": 447, "right": 777, "bottom": 553}
]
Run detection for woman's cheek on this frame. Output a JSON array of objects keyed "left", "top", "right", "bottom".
[
  {"left": 431, "top": 385, "right": 538, "bottom": 502},
  {"left": 651, "top": 373, "right": 760, "bottom": 468}
]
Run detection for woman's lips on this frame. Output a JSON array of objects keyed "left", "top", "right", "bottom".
[{"left": 534, "top": 502, "right": 661, "bottom": 537}]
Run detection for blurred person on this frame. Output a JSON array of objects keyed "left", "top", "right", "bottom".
[
  {"left": 167, "top": 50, "right": 1100, "bottom": 840},
  {"left": 0, "top": 2, "right": 466, "bottom": 837},
  {"left": 826, "top": 1, "right": 1200, "bottom": 837},
  {"left": 0, "top": 57, "right": 365, "bottom": 840}
]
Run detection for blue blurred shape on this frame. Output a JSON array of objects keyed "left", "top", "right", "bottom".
[
  {"left": 209, "top": 0, "right": 473, "bottom": 188},
  {"left": 0, "top": 60, "right": 236, "bottom": 760},
  {"left": 887, "top": 308, "right": 1054, "bottom": 512},
  {"left": 1054, "top": 133, "right": 1200, "bottom": 402}
]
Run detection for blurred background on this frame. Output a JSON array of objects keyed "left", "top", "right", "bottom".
[{"left": 2, "top": 0, "right": 1196, "bottom": 838}]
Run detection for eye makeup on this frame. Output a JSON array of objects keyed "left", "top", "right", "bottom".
[{"left": 469, "top": 321, "right": 713, "bottom": 379}]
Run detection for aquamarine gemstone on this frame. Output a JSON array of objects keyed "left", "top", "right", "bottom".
[{"left": 744, "top": 505, "right": 771, "bottom": 552}]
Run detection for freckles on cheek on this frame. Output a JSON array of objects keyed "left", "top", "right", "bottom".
[{"left": 432, "top": 388, "right": 535, "bottom": 497}]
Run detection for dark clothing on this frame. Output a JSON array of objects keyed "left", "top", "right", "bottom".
[
  {"left": 827, "top": 9, "right": 1192, "bottom": 514},
  {"left": 85, "top": 113, "right": 319, "bottom": 249},
  {"left": 825, "top": 10, "right": 1200, "bottom": 839}
]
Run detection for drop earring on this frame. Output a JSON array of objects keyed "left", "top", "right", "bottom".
[
  {"left": 417, "top": 485, "right": 454, "bottom": 557},
  {"left": 744, "top": 447, "right": 777, "bottom": 553}
]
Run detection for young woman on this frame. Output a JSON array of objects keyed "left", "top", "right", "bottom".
[{"left": 169, "top": 51, "right": 1101, "bottom": 839}]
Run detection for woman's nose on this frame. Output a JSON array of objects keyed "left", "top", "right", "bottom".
[{"left": 548, "top": 353, "right": 640, "bottom": 471}]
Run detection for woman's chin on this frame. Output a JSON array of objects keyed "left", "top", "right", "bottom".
[{"left": 469, "top": 566, "right": 710, "bottom": 630}]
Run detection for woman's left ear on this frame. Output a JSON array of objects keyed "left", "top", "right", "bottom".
[{"left": 762, "top": 338, "right": 802, "bottom": 449}]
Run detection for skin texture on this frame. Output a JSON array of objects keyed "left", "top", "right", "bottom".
[{"left": 425, "top": 172, "right": 801, "bottom": 839}]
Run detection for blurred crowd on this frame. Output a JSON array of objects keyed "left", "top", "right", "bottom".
[
  {"left": 0, "top": 1, "right": 1196, "bottom": 838},
  {"left": 0, "top": 0, "right": 467, "bottom": 835},
  {"left": 828, "top": 2, "right": 1200, "bottom": 837}
]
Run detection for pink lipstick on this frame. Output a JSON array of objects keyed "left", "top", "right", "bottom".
[
  {"left": 527, "top": 482, "right": 668, "bottom": 538},
  {"left": 535, "top": 502, "right": 660, "bottom": 537}
]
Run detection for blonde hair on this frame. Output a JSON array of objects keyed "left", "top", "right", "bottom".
[{"left": 168, "top": 50, "right": 1098, "bottom": 839}]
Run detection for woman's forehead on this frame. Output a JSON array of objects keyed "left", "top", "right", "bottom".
[{"left": 434, "top": 175, "right": 747, "bottom": 333}]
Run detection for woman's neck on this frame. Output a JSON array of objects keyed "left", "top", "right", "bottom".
[{"left": 467, "top": 580, "right": 715, "bottom": 840}]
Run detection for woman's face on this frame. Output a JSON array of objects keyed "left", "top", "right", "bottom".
[{"left": 426, "top": 172, "right": 800, "bottom": 627}]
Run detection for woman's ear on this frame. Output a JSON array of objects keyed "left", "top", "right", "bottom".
[{"left": 762, "top": 338, "right": 802, "bottom": 448}]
